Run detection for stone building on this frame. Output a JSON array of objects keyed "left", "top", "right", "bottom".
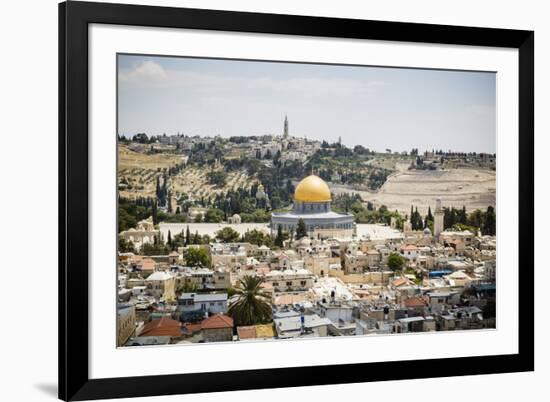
[
  {"left": 119, "top": 216, "right": 160, "bottom": 250},
  {"left": 264, "top": 268, "right": 314, "bottom": 293},
  {"left": 434, "top": 198, "right": 445, "bottom": 238},
  {"left": 144, "top": 271, "right": 176, "bottom": 302},
  {"left": 200, "top": 314, "right": 234, "bottom": 342},
  {"left": 117, "top": 304, "right": 136, "bottom": 346}
]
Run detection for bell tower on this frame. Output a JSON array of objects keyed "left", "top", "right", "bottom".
[
  {"left": 434, "top": 198, "right": 445, "bottom": 238},
  {"left": 283, "top": 115, "right": 289, "bottom": 139}
]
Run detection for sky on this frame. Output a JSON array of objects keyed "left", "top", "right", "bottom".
[{"left": 118, "top": 54, "right": 496, "bottom": 153}]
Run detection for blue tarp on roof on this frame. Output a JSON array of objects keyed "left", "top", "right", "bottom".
[{"left": 428, "top": 270, "right": 453, "bottom": 277}]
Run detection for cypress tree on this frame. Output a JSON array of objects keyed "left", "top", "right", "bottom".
[
  {"left": 275, "top": 225, "right": 283, "bottom": 247},
  {"left": 185, "top": 225, "right": 191, "bottom": 246},
  {"left": 152, "top": 200, "right": 158, "bottom": 225},
  {"left": 459, "top": 205, "right": 467, "bottom": 224},
  {"left": 167, "top": 191, "right": 172, "bottom": 213},
  {"left": 155, "top": 176, "right": 161, "bottom": 200},
  {"left": 296, "top": 218, "right": 308, "bottom": 239},
  {"left": 483, "top": 206, "right": 496, "bottom": 236}
]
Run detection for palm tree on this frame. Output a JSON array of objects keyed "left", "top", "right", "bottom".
[{"left": 228, "top": 275, "right": 272, "bottom": 326}]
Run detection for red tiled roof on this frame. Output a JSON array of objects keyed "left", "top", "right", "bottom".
[
  {"left": 183, "top": 323, "right": 202, "bottom": 334},
  {"left": 392, "top": 277, "right": 409, "bottom": 287},
  {"left": 140, "top": 317, "right": 181, "bottom": 337},
  {"left": 403, "top": 296, "right": 428, "bottom": 308},
  {"left": 201, "top": 314, "right": 234, "bottom": 329},
  {"left": 140, "top": 258, "right": 156, "bottom": 271}
]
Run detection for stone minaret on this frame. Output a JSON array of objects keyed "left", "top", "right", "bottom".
[
  {"left": 434, "top": 198, "right": 444, "bottom": 238},
  {"left": 283, "top": 115, "right": 289, "bottom": 139}
]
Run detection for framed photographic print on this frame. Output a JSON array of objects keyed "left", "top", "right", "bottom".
[{"left": 59, "top": 1, "right": 534, "bottom": 400}]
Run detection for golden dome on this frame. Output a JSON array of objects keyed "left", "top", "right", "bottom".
[{"left": 294, "top": 175, "right": 331, "bottom": 202}]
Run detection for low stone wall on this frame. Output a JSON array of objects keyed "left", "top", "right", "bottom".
[
  {"left": 329, "top": 269, "right": 393, "bottom": 285},
  {"left": 311, "top": 228, "right": 354, "bottom": 239}
]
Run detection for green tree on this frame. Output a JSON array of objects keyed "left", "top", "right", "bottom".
[
  {"left": 152, "top": 200, "right": 158, "bottom": 225},
  {"left": 275, "top": 225, "right": 284, "bottom": 247},
  {"left": 483, "top": 206, "right": 496, "bottom": 236},
  {"left": 467, "top": 209, "right": 484, "bottom": 228},
  {"left": 458, "top": 205, "right": 467, "bottom": 224},
  {"left": 409, "top": 205, "right": 423, "bottom": 230},
  {"left": 171, "top": 230, "right": 186, "bottom": 249},
  {"left": 216, "top": 227, "right": 241, "bottom": 243},
  {"left": 243, "top": 229, "right": 273, "bottom": 247},
  {"left": 244, "top": 209, "right": 271, "bottom": 223},
  {"left": 185, "top": 225, "right": 191, "bottom": 246},
  {"left": 204, "top": 208, "right": 224, "bottom": 223},
  {"left": 427, "top": 206, "right": 433, "bottom": 221},
  {"left": 228, "top": 275, "right": 272, "bottom": 326},
  {"left": 141, "top": 242, "right": 170, "bottom": 256},
  {"left": 118, "top": 237, "right": 135, "bottom": 253},
  {"left": 207, "top": 171, "right": 227, "bottom": 187},
  {"left": 387, "top": 252, "right": 405, "bottom": 272},
  {"left": 183, "top": 247, "right": 210, "bottom": 267},
  {"left": 296, "top": 218, "right": 308, "bottom": 239},
  {"left": 155, "top": 176, "right": 161, "bottom": 200}
]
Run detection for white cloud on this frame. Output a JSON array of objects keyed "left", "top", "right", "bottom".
[
  {"left": 120, "top": 65, "right": 384, "bottom": 100},
  {"left": 119, "top": 60, "right": 167, "bottom": 83}
]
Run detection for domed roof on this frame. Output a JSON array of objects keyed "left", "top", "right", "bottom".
[
  {"left": 294, "top": 175, "right": 331, "bottom": 202},
  {"left": 299, "top": 237, "right": 311, "bottom": 246}
]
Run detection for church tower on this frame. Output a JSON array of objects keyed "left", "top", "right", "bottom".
[
  {"left": 283, "top": 115, "right": 289, "bottom": 139},
  {"left": 433, "top": 198, "right": 445, "bottom": 238}
]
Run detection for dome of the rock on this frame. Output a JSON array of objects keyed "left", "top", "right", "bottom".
[{"left": 294, "top": 175, "right": 332, "bottom": 202}]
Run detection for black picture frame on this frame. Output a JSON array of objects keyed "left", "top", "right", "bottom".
[{"left": 59, "top": 1, "right": 534, "bottom": 400}]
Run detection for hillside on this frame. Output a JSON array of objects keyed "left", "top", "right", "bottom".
[
  {"left": 331, "top": 168, "right": 496, "bottom": 215},
  {"left": 118, "top": 145, "right": 258, "bottom": 201}
]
